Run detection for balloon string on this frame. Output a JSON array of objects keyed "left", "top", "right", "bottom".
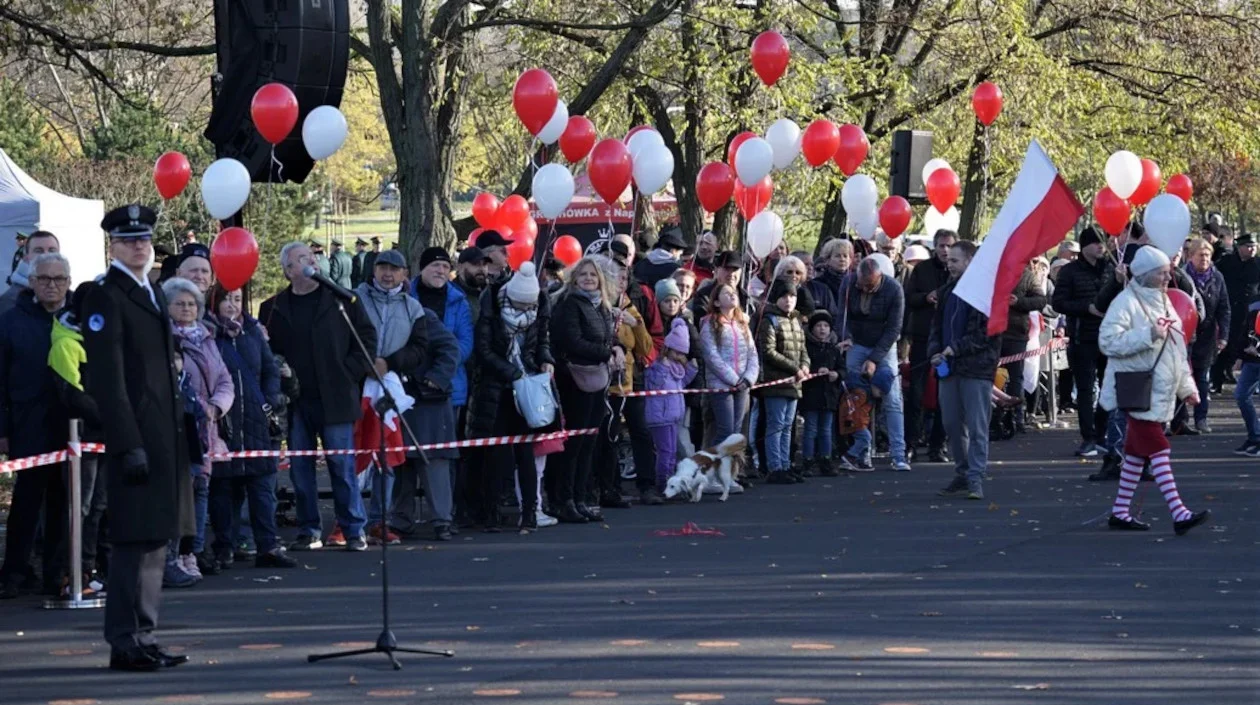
[
  {"left": 980, "top": 125, "right": 992, "bottom": 235},
  {"left": 541, "top": 220, "right": 558, "bottom": 265}
]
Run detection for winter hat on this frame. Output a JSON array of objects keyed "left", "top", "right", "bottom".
[
  {"left": 504, "top": 261, "right": 541, "bottom": 305},
  {"left": 655, "top": 277, "right": 682, "bottom": 302},
  {"left": 664, "top": 318, "right": 690, "bottom": 355},
  {"left": 1130, "top": 245, "right": 1171, "bottom": 278},
  {"left": 904, "top": 244, "right": 930, "bottom": 263},
  {"left": 768, "top": 278, "right": 798, "bottom": 305},
  {"left": 418, "top": 246, "right": 452, "bottom": 271},
  {"left": 1078, "top": 227, "right": 1102, "bottom": 249},
  {"left": 808, "top": 309, "right": 833, "bottom": 333}
]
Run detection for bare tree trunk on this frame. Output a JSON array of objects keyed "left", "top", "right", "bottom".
[
  {"left": 815, "top": 181, "right": 848, "bottom": 257},
  {"left": 958, "top": 118, "right": 986, "bottom": 241}
]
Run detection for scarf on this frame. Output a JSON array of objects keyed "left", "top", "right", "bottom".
[
  {"left": 176, "top": 322, "right": 210, "bottom": 346},
  {"left": 1189, "top": 263, "right": 1214, "bottom": 291},
  {"left": 575, "top": 288, "right": 602, "bottom": 307},
  {"left": 216, "top": 314, "right": 243, "bottom": 338},
  {"left": 499, "top": 288, "right": 538, "bottom": 372}
]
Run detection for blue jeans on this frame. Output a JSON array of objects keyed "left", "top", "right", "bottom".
[
  {"left": 192, "top": 475, "right": 209, "bottom": 554},
  {"left": 367, "top": 464, "right": 393, "bottom": 526},
  {"left": 1236, "top": 362, "right": 1260, "bottom": 440},
  {"left": 707, "top": 388, "right": 749, "bottom": 446},
  {"left": 210, "top": 474, "right": 279, "bottom": 556},
  {"left": 802, "top": 410, "right": 835, "bottom": 459},
  {"left": 845, "top": 344, "right": 906, "bottom": 463},
  {"left": 762, "top": 397, "right": 797, "bottom": 472},
  {"left": 289, "top": 407, "right": 365, "bottom": 539},
  {"left": 1104, "top": 408, "right": 1127, "bottom": 459}
]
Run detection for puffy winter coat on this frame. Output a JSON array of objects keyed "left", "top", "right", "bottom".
[
  {"left": 1099, "top": 283, "right": 1197, "bottom": 422},
  {"left": 699, "top": 314, "right": 759, "bottom": 388},
  {"left": 1003, "top": 267, "right": 1048, "bottom": 347},
  {"left": 174, "top": 321, "right": 235, "bottom": 476},
  {"left": 644, "top": 358, "right": 697, "bottom": 427},
  {"left": 551, "top": 290, "right": 615, "bottom": 367},
  {"left": 755, "top": 304, "right": 810, "bottom": 399},
  {"left": 466, "top": 281, "right": 555, "bottom": 438},
  {"left": 0, "top": 293, "right": 61, "bottom": 457},
  {"left": 610, "top": 299, "right": 655, "bottom": 396},
  {"left": 634, "top": 249, "right": 682, "bottom": 288},
  {"left": 212, "top": 316, "right": 283, "bottom": 478},
  {"left": 927, "top": 281, "right": 1002, "bottom": 381},
  {"left": 903, "top": 257, "right": 950, "bottom": 343},
  {"left": 409, "top": 279, "right": 474, "bottom": 407},
  {"left": 801, "top": 336, "right": 842, "bottom": 412},
  {"left": 1052, "top": 255, "right": 1111, "bottom": 345},
  {"left": 1187, "top": 265, "right": 1230, "bottom": 368}
]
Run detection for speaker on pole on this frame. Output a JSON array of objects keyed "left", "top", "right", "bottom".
[
  {"left": 889, "top": 130, "right": 934, "bottom": 204},
  {"left": 206, "top": 0, "right": 350, "bottom": 184}
]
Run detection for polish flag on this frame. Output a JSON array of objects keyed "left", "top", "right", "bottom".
[{"left": 955, "top": 141, "right": 1084, "bottom": 335}]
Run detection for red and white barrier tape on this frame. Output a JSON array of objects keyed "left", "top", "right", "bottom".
[
  {"left": 620, "top": 372, "right": 826, "bottom": 398},
  {"left": 997, "top": 337, "right": 1068, "bottom": 366}
]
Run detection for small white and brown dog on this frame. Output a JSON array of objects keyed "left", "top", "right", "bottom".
[{"left": 663, "top": 434, "right": 747, "bottom": 503}]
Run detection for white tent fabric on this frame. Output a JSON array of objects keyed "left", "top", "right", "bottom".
[{"left": 0, "top": 149, "right": 106, "bottom": 286}]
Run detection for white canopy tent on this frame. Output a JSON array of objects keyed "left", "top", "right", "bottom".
[{"left": 0, "top": 148, "right": 106, "bottom": 286}]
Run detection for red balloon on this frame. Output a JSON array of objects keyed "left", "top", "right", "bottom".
[
  {"left": 834, "top": 124, "right": 869, "bottom": 177},
  {"left": 250, "top": 83, "right": 299, "bottom": 145},
  {"left": 587, "top": 139, "right": 633, "bottom": 205},
  {"left": 1093, "top": 186, "right": 1132, "bottom": 236},
  {"left": 971, "top": 81, "right": 1004, "bottom": 126},
  {"left": 552, "top": 235, "right": 583, "bottom": 266},
  {"left": 1166, "top": 173, "right": 1194, "bottom": 203},
  {"left": 210, "top": 227, "right": 260, "bottom": 291},
  {"left": 153, "top": 151, "right": 191, "bottom": 200},
  {"left": 1093, "top": 187, "right": 1134, "bottom": 236},
  {"left": 506, "top": 239, "right": 535, "bottom": 271},
  {"left": 559, "top": 116, "right": 597, "bottom": 162},
  {"left": 925, "top": 168, "right": 961, "bottom": 212},
  {"left": 495, "top": 195, "right": 532, "bottom": 232},
  {"left": 1167, "top": 288, "right": 1198, "bottom": 346},
  {"left": 801, "top": 119, "right": 840, "bottom": 168},
  {"left": 727, "top": 131, "right": 758, "bottom": 167},
  {"left": 878, "top": 196, "right": 913, "bottom": 239},
  {"left": 512, "top": 68, "right": 559, "bottom": 136},
  {"left": 750, "top": 31, "right": 790, "bottom": 87},
  {"left": 733, "top": 175, "right": 773, "bottom": 220},
  {"left": 695, "top": 162, "right": 736, "bottom": 213},
  {"left": 472, "top": 193, "right": 500, "bottom": 229},
  {"left": 1129, "top": 159, "right": 1163, "bottom": 206},
  {"left": 516, "top": 216, "right": 539, "bottom": 243}
]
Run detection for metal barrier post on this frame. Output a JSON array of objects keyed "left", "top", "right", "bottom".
[
  {"left": 45, "top": 419, "right": 104, "bottom": 610},
  {"left": 1048, "top": 358, "right": 1059, "bottom": 426}
]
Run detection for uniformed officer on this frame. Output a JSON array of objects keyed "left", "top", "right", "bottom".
[{"left": 81, "top": 204, "right": 191, "bottom": 671}]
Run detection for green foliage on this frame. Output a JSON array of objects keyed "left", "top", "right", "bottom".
[{"left": 0, "top": 78, "right": 57, "bottom": 173}]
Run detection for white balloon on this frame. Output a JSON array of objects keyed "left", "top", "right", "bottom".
[
  {"left": 627, "top": 128, "right": 664, "bottom": 162},
  {"left": 747, "top": 210, "right": 784, "bottom": 259},
  {"left": 924, "top": 206, "right": 961, "bottom": 235},
  {"left": 632, "top": 144, "right": 674, "bottom": 195},
  {"left": 302, "top": 105, "right": 349, "bottom": 160},
  {"left": 200, "top": 158, "right": 251, "bottom": 220},
  {"left": 841, "top": 174, "right": 878, "bottom": 215},
  {"left": 1105, "top": 150, "right": 1143, "bottom": 200},
  {"left": 848, "top": 208, "right": 879, "bottom": 240},
  {"left": 532, "top": 163, "right": 575, "bottom": 220},
  {"left": 868, "top": 252, "right": 896, "bottom": 279},
  {"left": 921, "top": 158, "right": 951, "bottom": 186},
  {"left": 537, "top": 100, "right": 569, "bottom": 146},
  {"left": 1143, "top": 193, "right": 1191, "bottom": 258},
  {"left": 734, "top": 137, "right": 774, "bottom": 187},
  {"left": 764, "top": 118, "right": 801, "bottom": 170}
]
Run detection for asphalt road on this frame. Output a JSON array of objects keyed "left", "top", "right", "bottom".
[{"left": 0, "top": 412, "right": 1256, "bottom": 705}]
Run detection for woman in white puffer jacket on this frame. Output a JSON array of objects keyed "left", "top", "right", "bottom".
[{"left": 1099, "top": 246, "right": 1210, "bottom": 535}]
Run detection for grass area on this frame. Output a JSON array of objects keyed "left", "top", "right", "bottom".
[{"left": 302, "top": 201, "right": 473, "bottom": 243}]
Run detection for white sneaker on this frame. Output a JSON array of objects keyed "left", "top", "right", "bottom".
[
  {"left": 179, "top": 554, "right": 202, "bottom": 579},
  {"left": 536, "top": 509, "right": 558, "bottom": 528}
]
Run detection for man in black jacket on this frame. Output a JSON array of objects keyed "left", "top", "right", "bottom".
[
  {"left": 264, "top": 242, "right": 378, "bottom": 553},
  {"left": 929, "top": 241, "right": 1001, "bottom": 500},
  {"left": 691, "top": 250, "right": 747, "bottom": 319},
  {"left": 1213, "top": 232, "right": 1260, "bottom": 388},
  {"left": 81, "top": 205, "right": 190, "bottom": 672},
  {"left": 903, "top": 229, "right": 955, "bottom": 461},
  {"left": 634, "top": 225, "right": 687, "bottom": 287},
  {"left": 1051, "top": 228, "right": 1111, "bottom": 458}
]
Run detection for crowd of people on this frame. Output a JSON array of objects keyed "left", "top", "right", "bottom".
[{"left": 0, "top": 203, "right": 1225, "bottom": 670}]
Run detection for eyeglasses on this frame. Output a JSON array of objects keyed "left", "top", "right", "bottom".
[
  {"left": 32, "top": 275, "right": 69, "bottom": 287},
  {"left": 170, "top": 300, "right": 199, "bottom": 308}
]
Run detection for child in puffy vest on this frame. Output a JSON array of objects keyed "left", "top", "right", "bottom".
[
  {"left": 801, "top": 310, "right": 842, "bottom": 477},
  {"left": 645, "top": 319, "right": 698, "bottom": 492}
]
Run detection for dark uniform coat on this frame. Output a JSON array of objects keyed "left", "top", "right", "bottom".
[{"left": 80, "top": 266, "right": 192, "bottom": 542}]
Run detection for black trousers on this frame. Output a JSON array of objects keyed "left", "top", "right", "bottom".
[
  {"left": 1212, "top": 315, "right": 1245, "bottom": 385},
  {"left": 553, "top": 371, "right": 606, "bottom": 505},
  {"left": 0, "top": 463, "right": 67, "bottom": 589},
  {"left": 596, "top": 395, "right": 656, "bottom": 496},
  {"left": 1001, "top": 340, "right": 1027, "bottom": 428},
  {"left": 104, "top": 540, "right": 165, "bottom": 651},
  {"left": 905, "top": 339, "right": 945, "bottom": 451},
  {"left": 1068, "top": 341, "right": 1109, "bottom": 443},
  {"left": 473, "top": 394, "right": 536, "bottom": 519}
]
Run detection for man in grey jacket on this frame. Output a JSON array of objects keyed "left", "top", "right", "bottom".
[
  {"left": 840, "top": 256, "right": 910, "bottom": 471},
  {"left": 0, "top": 231, "right": 60, "bottom": 317}
]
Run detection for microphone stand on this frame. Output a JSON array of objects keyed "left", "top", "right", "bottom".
[{"left": 307, "top": 298, "right": 454, "bottom": 670}]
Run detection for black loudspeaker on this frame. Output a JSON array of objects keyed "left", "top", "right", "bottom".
[
  {"left": 889, "top": 130, "right": 934, "bottom": 203},
  {"left": 206, "top": 0, "right": 350, "bottom": 184}
]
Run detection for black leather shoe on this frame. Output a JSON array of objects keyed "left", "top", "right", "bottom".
[
  {"left": 766, "top": 472, "right": 794, "bottom": 485},
  {"left": 1174, "top": 510, "right": 1210, "bottom": 536},
  {"left": 927, "top": 448, "right": 949, "bottom": 463},
  {"left": 110, "top": 648, "right": 163, "bottom": 672},
  {"left": 434, "top": 524, "right": 454, "bottom": 541},
  {"left": 145, "top": 645, "right": 189, "bottom": 668},
  {"left": 599, "top": 493, "right": 631, "bottom": 509},
  {"left": 576, "top": 503, "right": 604, "bottom": 521},
  {"left": 639, "top": 488, "right": 665, "bottom": 506},
  {"left": 555, "top": 501, "right": 588, "bottom": 523},
  {"left": 1089, "top": 456, "right": 1121, "bottom": 482},
  {"left": 1108, "top": 515, "right": 1150, "bottom": 531}
]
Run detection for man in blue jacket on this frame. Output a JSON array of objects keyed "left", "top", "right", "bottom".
[{"left": 411, "top": 247, "right": 474, "bottom": 412}]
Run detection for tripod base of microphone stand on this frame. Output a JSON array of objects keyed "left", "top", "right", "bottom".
[{"left": 307, "top": 629, "right": 454, "bottom": 670}]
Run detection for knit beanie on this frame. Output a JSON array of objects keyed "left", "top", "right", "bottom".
[
  {"left": 664, "top": 317, "right": 690, "bottom": 355},
  {"left": 504, "top": 261, "right": 541, "bottom": 304},
  {"left": 768, "top": 278, "right": 798, "bottom": 305},
  {"left": 1078, "top": 227, "right": 1102, "bottom": 249},
  {"left": 808, "top": 309, "right": 833, "bottom": 333},
  {"left": 655, "top": 277, "right": 682, "bottom": 302},
  {"left": 1130, "top": 245, "right": 1170, "bottom": 278}
]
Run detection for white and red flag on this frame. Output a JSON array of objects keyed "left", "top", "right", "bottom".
[{"left": 955, "top": 140, "right": 1084, "bottom": 335}]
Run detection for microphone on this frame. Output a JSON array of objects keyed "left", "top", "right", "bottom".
[{"left": 301, "top": 265, "right": 357, "bottom": 303}]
